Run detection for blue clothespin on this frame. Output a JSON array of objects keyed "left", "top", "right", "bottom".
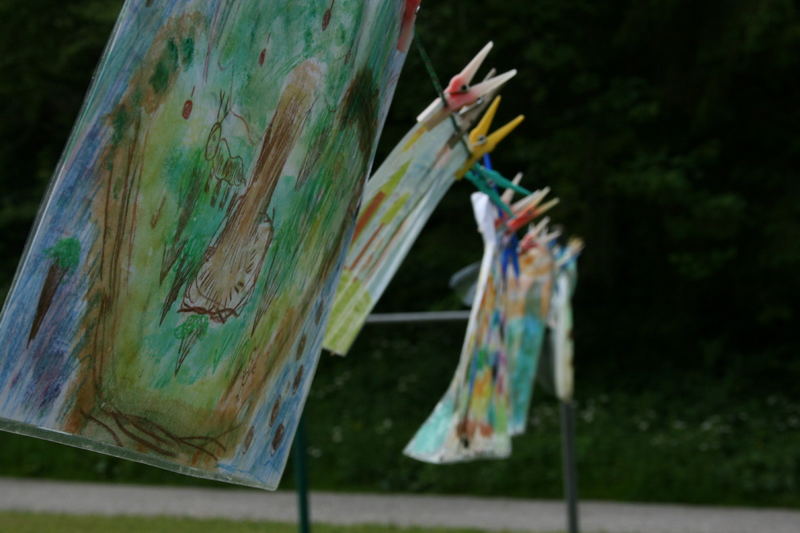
[
  {"left": 502, "top": 233, "right": 520, "bottom": 279},
  {"left": 481, "top": 155, "right": 507, "bottom": 219}
]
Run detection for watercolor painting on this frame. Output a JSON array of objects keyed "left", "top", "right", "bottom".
[
  {"left": 504, "top": 240, "right": 553, "bottom": 435},
  {"left": 0, "top": 0, "right": 415, "bottom": 489},
  {"left": 548, "top": 239, "right": 582, "bottom": 402},
  {"left": 404, "top": 180, "right": 560, "bottom": 462},
  {"left": 324, "top": 45, "right": 517, "bottom": 355},
  {"left": 404, "top": 192, "right": 511, "bottom": 463}
]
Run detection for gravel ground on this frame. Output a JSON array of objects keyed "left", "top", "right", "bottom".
[{"left": 0, "top": 477, "right": 798, "bottom": 532}]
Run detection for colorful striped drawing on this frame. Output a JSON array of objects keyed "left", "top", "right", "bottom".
[
  {"left": 323, "top": 112, "right": 473, "bottom": 355},
  {"left": 0, "top": 0, "right": 414, "bottom": 489}
]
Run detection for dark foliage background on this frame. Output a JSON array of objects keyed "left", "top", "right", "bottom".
[{"left": 0, "top": 0, "right": 798, "bottom": 506}]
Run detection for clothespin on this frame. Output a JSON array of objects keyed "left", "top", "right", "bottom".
[
  {"left": 482, "top": 159, "right": 521, "bottom": 278},
  {"left": 466, "top": 163, "right": 531, "bottom": 216},
  {"left": 518, "top": 233, "right": 536, "bottom": 254},
  {"left": 455, "top": 96, "right": 524, "bottom": 178},
  {"left": 418, "top": 42, "right": 517, "bottom": 129},
  {"left": 500, "top": 172, "right": 524, "bottom": 204},
  {"left": 475, "top": 166, "right": 530, "bottom": 197},
  {"left": 518, "top": 217, "right": 549, "bottom": 253},
  {"left": 501, "top": 233, "right": 521, "bottom": 279},
  {"left": 569, "top": 237, "right": 585, "bottom": 255},
  {"left": 539, "top": 227, "right": 562, "bottom": 247},
  {"left": 467, "top": 164, "right": 530, "bottom": 217},
  {"left": 511, "top": 187, "right": 549, "bottom": 214},
  {"left": 464, "top": 170, "right": 513, "bottom": 216},
  {"left": 481, "top": 155, "right": 509, "bottom": 220},
  {"left": 507, "top": 188, "right": 559, "bottom": 233},
  {"left": 520, "top": 222, "right": 561, "bottom": 254},
  {"left": 530, "top": 216, "right": 551, "bottom": 237},
  {"left": 455, "top": 68, "right": 498, "bottom": 127},
  {"left": 555, "top": 237, "right": 585, "bottom": 268}
]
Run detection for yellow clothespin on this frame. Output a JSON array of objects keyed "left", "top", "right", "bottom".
[{"left": 455, "top": 96, "right": 524, "bottom": 178}]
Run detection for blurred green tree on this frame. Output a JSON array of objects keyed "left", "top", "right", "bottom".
[
  {"left": 2, "top": 0, "right": 799, "bottom": 389},
  {"left": 0, "top": 0, "right": 798, "bottom": 430}
]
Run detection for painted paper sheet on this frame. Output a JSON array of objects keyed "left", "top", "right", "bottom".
[
  {"left": 323, "top": 106, "right": 493, "bottom": 355},
  {"left": 323, "top": 40, "right": 521, "bottom": 356},
  {"left": 0, "top": 0, "right": 414, "bottom": 489},
  {"left": 505, "top": 245, "right": 554, "bottom": 435},
  {"left": 550, "top": 244, "right": 580, "bottom": 402},
  {"left": 404, "top": 192, "right": 511, "bottom": 462},
  {"left": 323, "top": 123, "right": 462, "bottom": 354}
]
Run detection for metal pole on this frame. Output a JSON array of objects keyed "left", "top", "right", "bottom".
[
  {"left": 365, "top": 310, "right": 471, "bottom": 324},
  {"left": 560, "top": 400, "right": 580, "bottom": 533},
  {"left": 293, "top": 415, "right": 311, "bottom": 533}
]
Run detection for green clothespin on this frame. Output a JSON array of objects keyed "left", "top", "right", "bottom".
[
  {"left": 475, "top": 165, "right": 531, "bottom": 196},
  {"left": 465, "top": 169, "right": 513, "bottom": 216}
]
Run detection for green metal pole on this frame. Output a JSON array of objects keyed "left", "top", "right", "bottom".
[
  {"left": 560, "top": 400, "right": 580, "bottom": 533},
  {"left": 293, "top": 415, "right": 311, "bottom": 533}
]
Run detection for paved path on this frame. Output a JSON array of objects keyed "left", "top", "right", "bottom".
[{"left": 0, "top": 477, "right": 798, "bottom": 532}]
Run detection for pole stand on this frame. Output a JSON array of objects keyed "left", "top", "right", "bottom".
[
  {"left": 560, "top": 400, "right": 580, "bottom": 533},
  {"left": 293, "top": 416, "right": 311, "bottom": 533}
]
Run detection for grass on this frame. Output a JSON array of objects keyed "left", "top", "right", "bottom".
[{"left": 0, "top": 512, "right": 539, "bottom": 533}]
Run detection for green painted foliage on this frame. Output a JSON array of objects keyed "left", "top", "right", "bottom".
[
  {"left": 45, "top": 237, "right": 80, "bottom": 272},
  {"left": 173, "top": 315, "right": 209, "bottom": 340}
]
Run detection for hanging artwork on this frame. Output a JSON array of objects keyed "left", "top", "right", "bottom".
[
  {"left": 0, "top": 0, "right": 415, "bottom": 489},
  {"left": 405, "top": 179, "right": 560, "bottom": 462},
  {"left": 403, "top": 192, "right": 511, "bottom": 462},
  {"left": 324, "top": 50, "right": 521, "bottom": 355},
  {"left": 504, "top": 235, "right": 554, "bottom": 435},
  {"left": 548, "top": 239, "right": 582, "bottom": 402}
]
